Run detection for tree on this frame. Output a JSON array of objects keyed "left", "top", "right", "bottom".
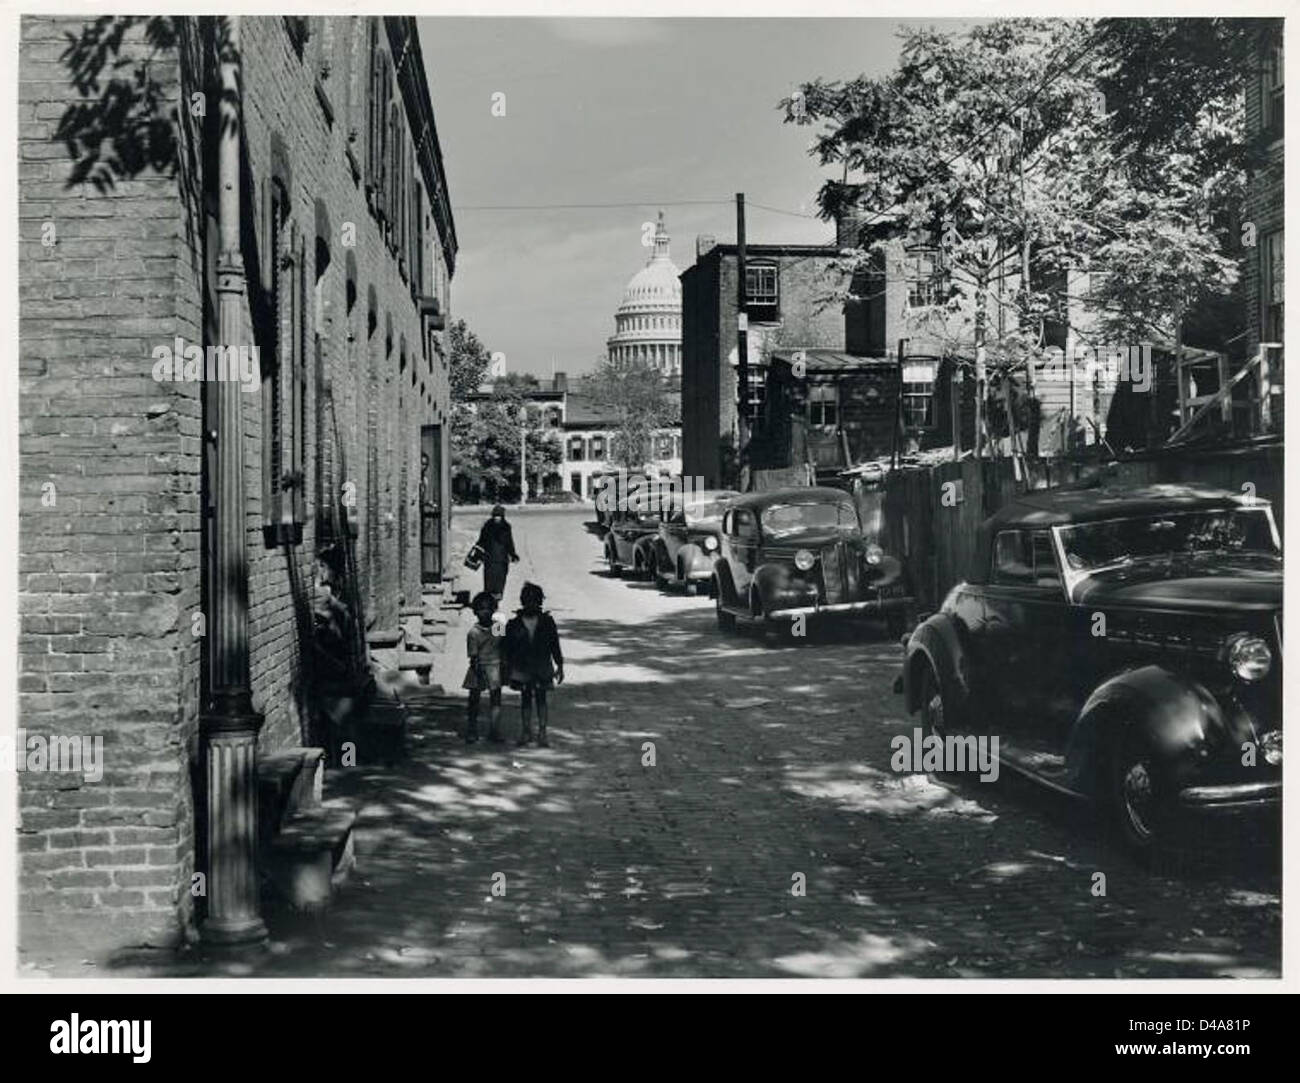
[
  {"left": 450, "top": 369, "right": 561, "bottom": 503},
  {"left": 447, "top": 317, "right": 493, "bottom": 402},
  {"left": 585, "top": 356, "right": 678, "bottom": 470},
  {"left": 786, "top": 18, "right": 1242, "bottom": 453}
]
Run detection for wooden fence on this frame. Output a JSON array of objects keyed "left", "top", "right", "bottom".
[{"left": 864, "top": 440, "right": 1284, "bottom": 613}]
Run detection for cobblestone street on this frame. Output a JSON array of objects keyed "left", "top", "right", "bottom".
[{"left": 46, "top": 505, "right": 1269, "bottom": 980}]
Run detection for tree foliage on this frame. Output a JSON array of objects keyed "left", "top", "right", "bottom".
[
  {"left": 585, "top": 357, "right": 678, "bottom": 469},
  {"left": 785, "top": 17, "right": 1246, "bottom": 446}
]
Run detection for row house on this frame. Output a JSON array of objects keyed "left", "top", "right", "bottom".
[{"left": 18, "top": 15, "right": 456, "bottom": 958}]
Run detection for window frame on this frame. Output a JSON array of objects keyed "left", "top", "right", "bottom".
[
  {"left": 902, "top": 360, "right": 938, "bottom": 431},
  {"left": 807, "top": 381, "right": 838, "bottom": 428},
  {"left": 744, "top": 261, "right": 780, "bottom": 320}
]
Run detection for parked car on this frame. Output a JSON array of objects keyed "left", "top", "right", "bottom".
[
  {"left": 634, "top": 489, "right": 740, "bottom": 594},
  {"left": 900, "top": 484, "right": 1282, "bottom": 855},
  {"left": 604, "top": 508, "right": 661, "bottom": 578},
  {"left": 712, "top": 486, "right": 913, "bottom": 639}
]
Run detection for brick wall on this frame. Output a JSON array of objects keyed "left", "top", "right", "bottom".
[{"left": 18, "top": 14, "right": 454, "bottom": 956}]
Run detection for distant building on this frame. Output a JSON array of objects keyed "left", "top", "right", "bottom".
[
  {"left": 607, "top": 211, "right": 683, "bottom": 378},
  {"left": 562, "top": 382, "right": 681, "bottom": 501}
]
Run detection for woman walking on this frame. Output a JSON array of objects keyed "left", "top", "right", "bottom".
[{"left": 473, "top": 504, "right": 519, "bottom": 603}]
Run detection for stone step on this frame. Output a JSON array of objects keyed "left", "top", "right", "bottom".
[
  {"left": 266, "top": 803, "right": 357, "bottom": 912},
  {"left": 256, "top": 748, "right": 323, "bottom": 846},
  {"left": 366, "top": 627, "right": 405, "bottom": 648}
]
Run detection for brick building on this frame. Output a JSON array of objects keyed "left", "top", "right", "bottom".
[
  {"left": 18, "top": 15, "right": 456, "bottom": 956},
  {"left": 681, "top": 237, "right": 849, "bottom": 488},
  {"left": 1243, "top": 24, "right": 1284, "bottom": 427}
]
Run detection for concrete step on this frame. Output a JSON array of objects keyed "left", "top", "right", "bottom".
[
  {"left": 266, "top": 802, "right": 357, "bottom": 912},
  {"left": 256, "top": 748, "right": 323, "bottom": 847},
  {"left": 366, "top": 627, "right": 405, "bottom": 648}
]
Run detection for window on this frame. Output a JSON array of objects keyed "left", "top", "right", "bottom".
[
  {"left": 906, "top": 249, "right": 945, "bottom": 308},
  {"left": 1263, "top": 41, "right": 1284, "bottom": 139},
  {"left": 902, "top": 361, "right": 937, "bottom": 429},
  {"left": 568, "top": 436, "right": 586, "bottom": 462},
  {"left": 745, "top": 262, "right": 779, "bottom": 320},
  {"left": 366, "top": 24, "right": 391, "bottom": 219},
  {"left": 589, "top": 435, "right": 606, "bottom": 460},
  {"left": 731, "top": 509, "right": 758, "bottom": 542},
  {"left": 992, "top": 531, "right": 1033, "bottom": 586},
  {"left": 262, "top": 188, "right": 307, "bottom": 546},
  {"left": 808, "top": 382, "right": 838, "bottom": 427},
  {"left": 1262, "top": 229, "right": 1284, "bottom": 343},
  {"left": 992, "top": 530, "right": 1059, "bottom": 587},
  {"left": 654, "top": 434, "right": 674, "bottom": 459},
  {"left": 743, "top": 366, "right": 765, "bottom": 417},
  {"left": 1030, "top": 531, "right": 1061, "bottom": 587}
]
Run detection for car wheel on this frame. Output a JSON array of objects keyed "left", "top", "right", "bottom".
[
  {"left": 652, "top": 553, "right": 669, "bottom": 591},
  {"left": 607, "top": 545, "right": 623, "bottom": 578},
  {"left": 918, "top": 664, "right": 945, "bottom": 736},
  {"left": 714, "top": 582, "right": 736, "bottom": 633},
  {"left": 1105, "top": 729, "right": 1174, "bottom": 858}
]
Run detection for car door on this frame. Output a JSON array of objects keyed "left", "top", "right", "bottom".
[{"left": 978, "top": 528, "right": 1071, "bottom": 743}]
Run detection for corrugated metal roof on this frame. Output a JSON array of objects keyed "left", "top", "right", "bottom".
[{"left": 770, "top": 349, "right": 897, "bottom": 372}]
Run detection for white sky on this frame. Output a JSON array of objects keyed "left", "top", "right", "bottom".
[{"left": 418, "top": 17, "right": 947, "bottom": 378}]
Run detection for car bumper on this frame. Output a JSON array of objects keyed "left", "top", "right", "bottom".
[
  {"left": 1178, "top": 779, "right": 1282, "bottom": 811},
  {"left": 768, "top": 595, "right": 913, "bottom": 619}
]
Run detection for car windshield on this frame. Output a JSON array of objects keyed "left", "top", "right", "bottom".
[
  {"left": 1057, "top": 507, "right": 1278, "bottom": 572},
  {"left": 761, "top": 501, "right": 859, "bottom": 538},
  {"left": 685, "top": 500, "right": 729, "bottom": 523}
]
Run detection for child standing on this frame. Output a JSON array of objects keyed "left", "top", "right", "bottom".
[
  {"left": 504, "top": 582, "right": 564, "bottom": 748},
  {"left": 462, "top": 592, "right": 505, "bottom": 744}
]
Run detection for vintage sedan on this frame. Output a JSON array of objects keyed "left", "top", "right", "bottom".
[
  {"left": 634, "top": 489, "right": 741, "bottom": 594},
  {"left": 900, "top": 484, "right": 1282, "bottom": 855},
  {"left": 603, "top": 507, "right": 661, "bottom": 578},
  {"left": 712, "top": 487, "right": 913, "bottom": 639}
]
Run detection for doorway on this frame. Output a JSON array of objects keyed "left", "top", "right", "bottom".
[{"left": 421, "top": 424, "right": 443, "bottom": 582}]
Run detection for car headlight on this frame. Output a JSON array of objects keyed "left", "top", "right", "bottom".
[
  {"left": 703, "top": 535, "right": 718, "bottom": 552},
  {"left": 1227, "top": 633, "right": 1272, "bottom": 682},
  {"left": 794, "top": 549, "right": 815, "bottom": 572},
  {"left": 865, "top": 544, "right": 884, "bottom": 565},
  {"left": 1261, "top": 730, "right": 1282, "bottom": 767}
]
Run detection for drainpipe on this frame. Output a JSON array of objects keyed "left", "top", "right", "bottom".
[{"left": 201, "top": 15, "right": 268, "bottom": 947}]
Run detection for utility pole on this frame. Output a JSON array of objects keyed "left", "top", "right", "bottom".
[{"left": 735, "top": 194, "right": 750, "bottom": 467}]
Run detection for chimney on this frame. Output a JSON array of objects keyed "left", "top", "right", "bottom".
[
  {"left": 553, "top": 371, "right": 568, "bottom": 394},
  {"left": 696, "top": 234, "right": 717, "bottom": 260},
  {"left": 836, "top": 202, "right": 870, "bottom": 251}
]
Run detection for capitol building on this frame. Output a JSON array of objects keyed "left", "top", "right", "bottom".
[{"left": 607, "top": 211, "right": 682, "bottom": 377}]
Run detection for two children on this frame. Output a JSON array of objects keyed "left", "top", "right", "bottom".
[{"left": 463, "top": 582, "right": 564, "bottom": 748}]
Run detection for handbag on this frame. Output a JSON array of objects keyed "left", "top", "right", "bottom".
[{"left": 463, "top": 544, "right": 484, "bottom": 571}]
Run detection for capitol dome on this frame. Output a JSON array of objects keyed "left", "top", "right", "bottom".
[{"left": 607, "top": 211, "right": 682, "bottom": 378}]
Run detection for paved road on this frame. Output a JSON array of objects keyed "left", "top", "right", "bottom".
[{"left": 121, "top": 506, "right": 1285, "bottom": 978}]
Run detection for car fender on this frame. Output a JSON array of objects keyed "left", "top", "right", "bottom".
[
  {"left": 677, "top": 541, "right": 707, "bottom": 574},
  {"left": 902, "top": 612, "right": 972, "bottom": 720},
  {"left": 752, "top": 563, "right": 796, "bottom": 614},
  {"left": 1065, "top": 665, "right": 1227, "bottom": 795},
  {"left": 714, "top": 560, "right": 738, "bottom": 607}
]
